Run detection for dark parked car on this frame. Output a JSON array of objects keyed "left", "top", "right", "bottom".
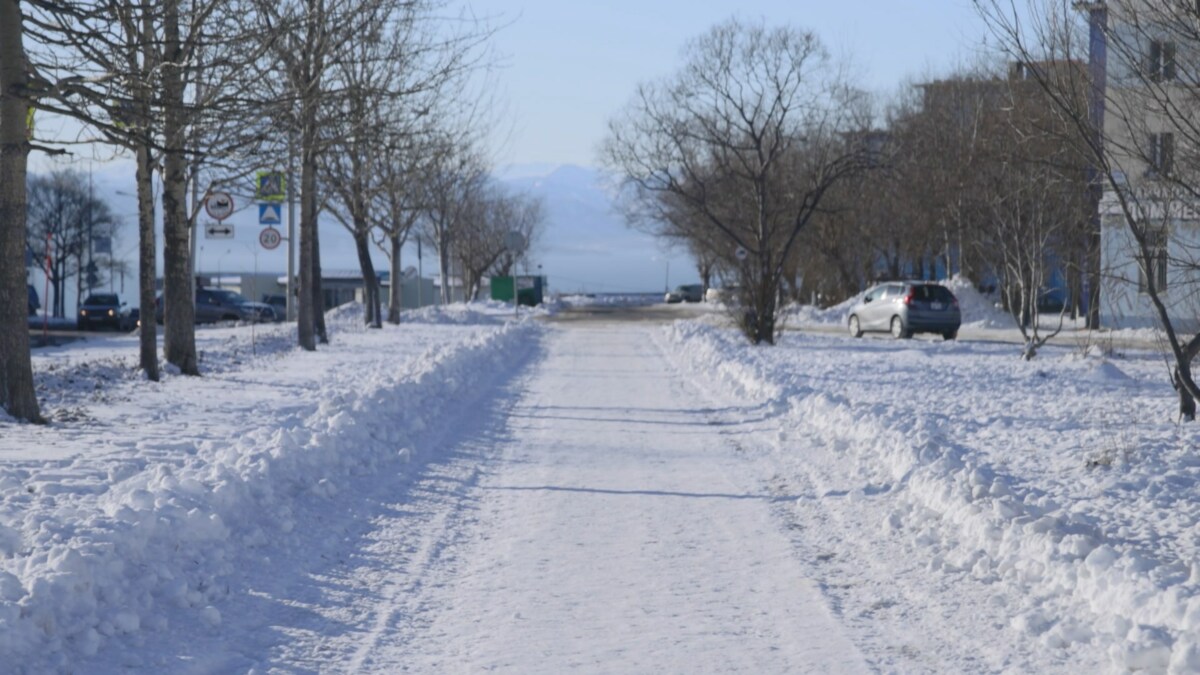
[
  {"left": 262, "top": 294, "right": 287, "bottom": 321},
  {"left": 665, "top": 284, "right": 704, "bottom": 303},
  {"left": 847, "top": 282, "right": 961, "bottom": 340},
  {"left": 78, "top": 293, "right": 135, "bottom": 331},
  {"left": 156, "top": 288, "right": 274, "bottom": 324}
]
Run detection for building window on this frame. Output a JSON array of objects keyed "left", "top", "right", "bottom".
[
  {"left": 1149, "top": 132, "right": 1174, "bottom": 177},
  {"left": 1138, "top": 227, "right": 1169, "bottom": 294},
  {"left": 1149, "top": 40, "right": 1177, "bottom": 82}
]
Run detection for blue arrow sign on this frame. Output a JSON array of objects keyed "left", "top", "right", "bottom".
[{"left": 258, "top": 202, "right": 282, "bottom": 225}]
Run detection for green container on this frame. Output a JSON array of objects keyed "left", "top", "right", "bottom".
[{"left": 490, "top": 276, "right": 544, "bottom": 306}]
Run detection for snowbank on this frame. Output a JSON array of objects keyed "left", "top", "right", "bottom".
[
  {"left": 0, "top": 304, "right": 540, "bottom": 672},
  {"left": 553, "top": 293, "right": 661, "bottom": 307},
  {"left": 663, "top": 320, "right": 1200, "bottom": 673},
  {"left": 783, "top": 276, "right": 1012, "bottom": 329}
]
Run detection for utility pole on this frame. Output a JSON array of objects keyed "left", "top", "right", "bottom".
[{"left": 287, "top": 132, "right": 297, "bottom": 321}]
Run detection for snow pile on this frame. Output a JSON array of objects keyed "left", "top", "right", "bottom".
[
  {"left": 0, "top": 313, "right": 540, "bottom": 672},
  {"left": 783, "top": 276, "right": 1012, "bottom": 329},
  {"left": 554, "top": 293, "right": 660, "bottom": 307},
  {"left": 402, "top": 299, "right": 550, "bottom": 325},
  {"left": 942, "top": 276, "right": 1013, "bottom": 328},
  {"left": 664, "top": 320, "right": 1200, "bottom": 673}
]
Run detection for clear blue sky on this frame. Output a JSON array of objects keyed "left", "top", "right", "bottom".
[
  {"left": 489, "top": 0, "right": 993, "bottom": 168},
  {"left": 29, "top": 1, "right": 1009, "bottom": 297}
]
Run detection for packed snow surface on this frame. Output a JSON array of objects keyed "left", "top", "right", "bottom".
[
  {"left": 664, "top": 321, "right": 1200, "bottom": 673},
  {"left": 2, "top": 301, "right": 1198, "bottom": 673}
]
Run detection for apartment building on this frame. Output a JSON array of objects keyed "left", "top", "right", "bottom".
[{"left": 1084, "top": 0, "right": 1200, "bottom": 330}]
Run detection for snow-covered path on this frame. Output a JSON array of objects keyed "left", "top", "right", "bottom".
[
  {"left": 297, "top": 323, "right": 870, "bottom": 673},
  {"left": 14, "top": 305, "right": 1191, "bottom": 672}
]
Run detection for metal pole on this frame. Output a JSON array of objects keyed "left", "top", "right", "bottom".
[
  {"left": 416, "top": 239, "right": 423, "bottom": 308},
  {"left": 43, "top": 233, "right": 51, "bottom": 340},
  {"left": 190, "top": 161, "right": 199, "bottom": 307},
  {"left": 287, "top": 133, "right": 297, "bottom": 321}
]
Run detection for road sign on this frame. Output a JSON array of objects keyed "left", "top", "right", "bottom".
[
  {"left": 258, "top": 202, "right": 282, "bottom": 225},
  {"left": 259, "top": 227, "right": 282, "bottom": 250},
  {"left": 205, "top": 223, "right": 234, "bottom": 240},
  {"left": 256, "top": 171, "right": 286, "bottom": 202},
  {"left": 204, "top": 191, "right": 235, "bottom": 221},
  {"left": 735, "top": 246, "right": 748, "bottom": 261},
  {"left": 504, "top": 231, "right": 526, "bottom": 252}
]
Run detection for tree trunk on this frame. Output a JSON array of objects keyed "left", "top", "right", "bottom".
[
  {"left": 388, "top": 235, "right": 401, "bottom": 324},
  {"left": 312, "top": 212, "right": 327, "bottom": 343},
  {"left": 1086, "top": 226, "right": 1101, "bottom": 329},
  {"left": 1177, "top": 366, "right": 1197, "bottom": 422},
  {"left": 136, "top": 143, "right": 159, "bottom": 380},
  {"left": 135, "top": 0, "right": 158, "bottom": 381},
  {"left": 0, "top": 2, "right": 43, "bottom": 422},
  {"left": 438, "top": 240, "right": 451, "bottom": 304},
  {"left": 297, "top": 110, "right": 317, "bottom": 351},
  {"left": 352, "top": 229, "right": 381, "bottom": 328},
  {"left": 161, "top": 0, "right": 199, "bottom": 375}
]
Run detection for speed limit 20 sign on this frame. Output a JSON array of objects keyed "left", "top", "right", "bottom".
[{"left": 259, "top": 227, "right": 282, "bottom": 250}]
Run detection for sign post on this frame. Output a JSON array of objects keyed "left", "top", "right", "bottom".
[{"left": 504, "top": 231, "right": 526, "bottom": 316}]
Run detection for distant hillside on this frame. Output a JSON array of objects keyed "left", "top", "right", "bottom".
[{"left": 497, "top": 164, "right": 695, "bottom": 294}]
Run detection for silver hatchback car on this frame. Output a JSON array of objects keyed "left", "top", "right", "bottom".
[{"left": 847, "top": 282, "right": 961, "bottom": 340}]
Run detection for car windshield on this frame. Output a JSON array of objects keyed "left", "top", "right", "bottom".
[
  {"left": 211, "top": 290, "right": 248, "bottom": 305},
  {"left": 84, "top": 294, "right": 118, "bottom": 305},
  {"left": 911, "top": 285, "right": 954, "bottom": 302}
]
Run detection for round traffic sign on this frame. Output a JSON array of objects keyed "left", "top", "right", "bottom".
[
  {"left": 504, "top": 231, "right": 526, "bottom": 252},
  {"left": 259, "top": 227, "right": 282, "bottom": 250},
  {"left": 204, "top": 191, "right": 235, "bottom": 221},
  {"left": 735, "top": 246, "right": 748, "bottom": 261}
]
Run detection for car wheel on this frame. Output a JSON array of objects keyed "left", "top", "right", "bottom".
[
  {"left": 890, "top": 316, "right": 910, "bottom": 339},
  {"left": 848, "top": 315, "right": 863, "bottom": 338},
  {"left": 943, "top": 329, "right": 958, "bottom": 341}
]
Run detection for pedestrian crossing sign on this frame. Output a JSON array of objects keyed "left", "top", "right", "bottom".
[
  {"left": 256, "top": 171, "right": 286, "bottom": 202},
  {"left": 259, "top": 203, "right": 283, "bottom": 225}
]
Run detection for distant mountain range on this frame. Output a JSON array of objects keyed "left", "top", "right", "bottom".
[{"left": 496, "top": 164, "right": 695, "bottom": 294}]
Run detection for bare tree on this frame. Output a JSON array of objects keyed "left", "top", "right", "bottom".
[
  {"left": 454, "top": 184, "right": 543, "bottom": 300},
  {"left": 254, "top": 0, "right": 402, "bottom": 348},
  {"left": 20, "top": 0, "right": 164, "bottom": 379},
  {"left": 25, "top": 170, "right": 118, "bottom": 317},
  {"left": 975, "top": 0, "right": 1200, "bottom": 419},
  {"left": 603, "top": 18, "right": 868, "bottom": 344},
  {"left": 976, "top": 150, "right": 1078, "bottom": 358},
  {"left": 25, "top": 0, "right": 268, "bottom": 378},
  {"left": 0, "top": 0, "right": 42, "bottom": 422},
  {"left": 419, "top": 138, "right": 488, "bottom": 304},
  {"left": 375, "top": 138, "right": 428, "bottom": 323},
  {"left": 322, "top": 3, "right": 491, "bottom": 327}
]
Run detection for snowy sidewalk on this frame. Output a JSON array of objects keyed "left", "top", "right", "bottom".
[{"left": 343, "top": 323, "right": 871, "bottom": 673}]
